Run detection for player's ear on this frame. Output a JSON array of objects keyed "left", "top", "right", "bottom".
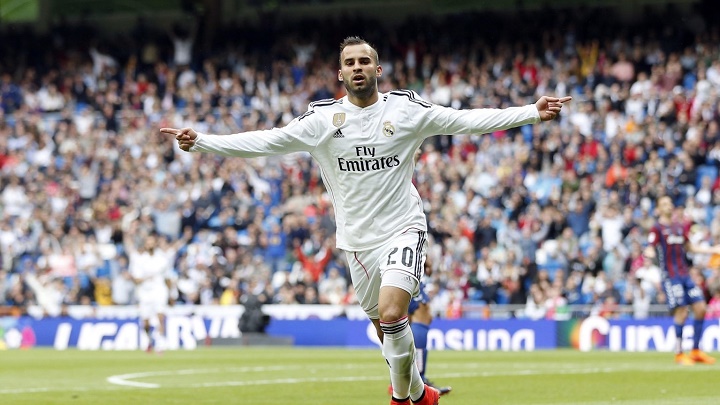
[
  {"left": 376, "top": 65, "right": 382, "bottom": 77},
  {"left": 338, "top": 70, "right": 343, "bottom": 82}
]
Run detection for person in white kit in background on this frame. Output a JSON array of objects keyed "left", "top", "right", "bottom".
[
  {"left": 161, "top": 36, "right": 570, "bottom": 405},
  {"left": 124, "top": 223, "right": 172, "bottom": 353}
]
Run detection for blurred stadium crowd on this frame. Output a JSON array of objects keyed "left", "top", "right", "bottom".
[{"left": 3, "top": 5, "right": 720, "bottom": 320}]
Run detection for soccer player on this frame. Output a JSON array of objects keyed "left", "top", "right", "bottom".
[
  {"left": 648, "top": 196, "right": 718, "bottom": 365},
  {"left": 125, "top": 228, "right": 172, "bottom": 353},
  {"left": 161, "top": 36, "right": 569, "bottom": 404}
]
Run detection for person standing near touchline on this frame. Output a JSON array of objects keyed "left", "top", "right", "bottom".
[
  {"left": 124, "top": 226, "right": 172, "bottom": 354},
  {"left": 162, "top": 36, "right": 570, "bottom": 405},
  {"left": 649, "top": 196, "right": 718, "bottom": 366}
]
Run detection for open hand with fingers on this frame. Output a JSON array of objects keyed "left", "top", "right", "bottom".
[
  {"left": 160, "top": 127, "right": 198, "bottom": 151},
  {"left": 535, "top": 96, "right": 572, "bottom": 121}
]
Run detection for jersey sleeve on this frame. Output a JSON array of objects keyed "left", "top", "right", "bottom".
[
  {"left": 400, "top": 90, "right": 541, "bottom": 139},
  {"left": 128, "top": 253, "right": 142, "bottom": 279},
  {"left": 190, "top": 109, "right": 319, "bottom": 157},
  {"left": 648, "top": 226, "right": 660, "bottom": 247},
  {"left": 683, "top": 221, "right": 693, "bottom": 243}
]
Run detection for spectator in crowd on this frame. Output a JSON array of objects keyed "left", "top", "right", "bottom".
[
  {"left": 706, "top": 281, "right": 720, "bottom": 319},
  {"left": 521, "top": 284, "right": 547, "bottom": 320}
]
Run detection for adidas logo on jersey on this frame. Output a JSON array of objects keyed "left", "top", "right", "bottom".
[{"left": 333, "top": 129, "right": 344, "bottom": 138}]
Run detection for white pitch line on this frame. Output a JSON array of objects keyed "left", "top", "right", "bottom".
[
  {"left": 107, "top": 372, "right": 162, "bottom": 388},
  {"left": 106, "top": 363, "right": 709, "bottom": 390},
  {"left": 0, "top": 388, "right": 50, "bottom": 394},
  {"left": 0, "top": 386, "right": 129, "bottom": 395},
  {"left": 105, "top": 365, "right": 306, "bottom": 388}
]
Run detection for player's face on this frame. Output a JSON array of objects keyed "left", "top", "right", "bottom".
[
  {"left": 338, "top": 44, "right": 382, "bottom": 100},
  {"left": 144, "top": 236, "right": 157, "bottom": 252},
  {"left": 658, "top": 197, "right": 674, "bottom": 217}
]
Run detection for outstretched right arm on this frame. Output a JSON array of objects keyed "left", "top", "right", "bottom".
[{"left": 161, "top": 114, "right": 319, "bottom": 158}]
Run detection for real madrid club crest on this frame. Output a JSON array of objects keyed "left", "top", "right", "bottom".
[
  {"left": 332, "top": 113, "right": 346, "bottom": 127},
  {"left": 383, "top": 121, "right": 395, "bottom": 137}
]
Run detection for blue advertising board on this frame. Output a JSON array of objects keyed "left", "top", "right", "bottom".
[
  {"left": 1, "top": 316, "right": 556, "bottom": 350},
  {"left": 4, "top": 315, "right": 719, "bottom": 351}
]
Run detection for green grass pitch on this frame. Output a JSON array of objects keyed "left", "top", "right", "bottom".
[{"left": 1, "top": 348, "right": 719, "bottom": 404}]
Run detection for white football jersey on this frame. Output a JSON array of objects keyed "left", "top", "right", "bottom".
[
  {"left": 191, "top": 90, "right": 540, "bottom": 251},
  {"left": 129, "top": 251, "right": 170, "bottom": 294}
]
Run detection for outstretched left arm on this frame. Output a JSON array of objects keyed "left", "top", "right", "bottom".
[
  {"left": 411, "top": 92, "right": 571, "bottom": 139},
  {"left": 535, "top": 96, "right": 573, "bottom": 121}
]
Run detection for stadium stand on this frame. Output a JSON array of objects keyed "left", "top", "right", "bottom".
[{"left": 2, "top": 0, "right": 720, "bottom": 321}]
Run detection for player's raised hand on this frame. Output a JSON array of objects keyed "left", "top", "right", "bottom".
[
  {"left": 535, "top": 96, "right": 572, "bottom": 121},
  {"left": 160, "top": 127, "right": 198, "bottom": 151}
]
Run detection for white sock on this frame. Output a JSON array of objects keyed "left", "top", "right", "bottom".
[
  {"left": 154, "top": 333, "right": 166, "bottom": 351},
  {"left": 381, "top": 316, "right": 424, "bottom": 401}
]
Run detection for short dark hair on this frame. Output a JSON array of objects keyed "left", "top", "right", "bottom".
[{"left": 339, "top": 36, "right": 379, "bottom": 64}]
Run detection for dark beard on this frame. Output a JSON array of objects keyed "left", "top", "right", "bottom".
[{"left": 343, "top": 77, "right": 377, "bottom": 99}]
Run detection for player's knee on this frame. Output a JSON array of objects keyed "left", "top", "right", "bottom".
[
  {"left": 379, "top": 304, "right": 408, "bottom": 323},
  {"left": 378, "top": 284, "right": 412, "bottom": 322},
  {"left": 673, "top": 306, "right": 690, "bottom": 320}
]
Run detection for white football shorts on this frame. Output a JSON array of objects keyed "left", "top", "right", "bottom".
[
  {"left": 137, "top": 288, "right": 169, "bottom": 320},
  {"left": 345, "top": 228, "right": 427, "bottom": 319}
]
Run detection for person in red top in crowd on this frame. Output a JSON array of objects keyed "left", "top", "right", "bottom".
[
  {"left": 579, "top": 135, "right": 600, "bottom": 160},
  {"left": 605, "top": 160, "right": 628, "bottom": 188},
  {"left": 623, "top": 144, "right": 643, "bottom": 166},
  {"left": 448, "top": 136, "right": 478, "bottom": 162},
  {"left": 0, "top": 143, "right": 8, "bottom": 169},
  {"left": 294, "top": 239, "right": 333, "bottom": 284},
  {"left": 672, "top": 87, "right": 693, "bottom": 120}
]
